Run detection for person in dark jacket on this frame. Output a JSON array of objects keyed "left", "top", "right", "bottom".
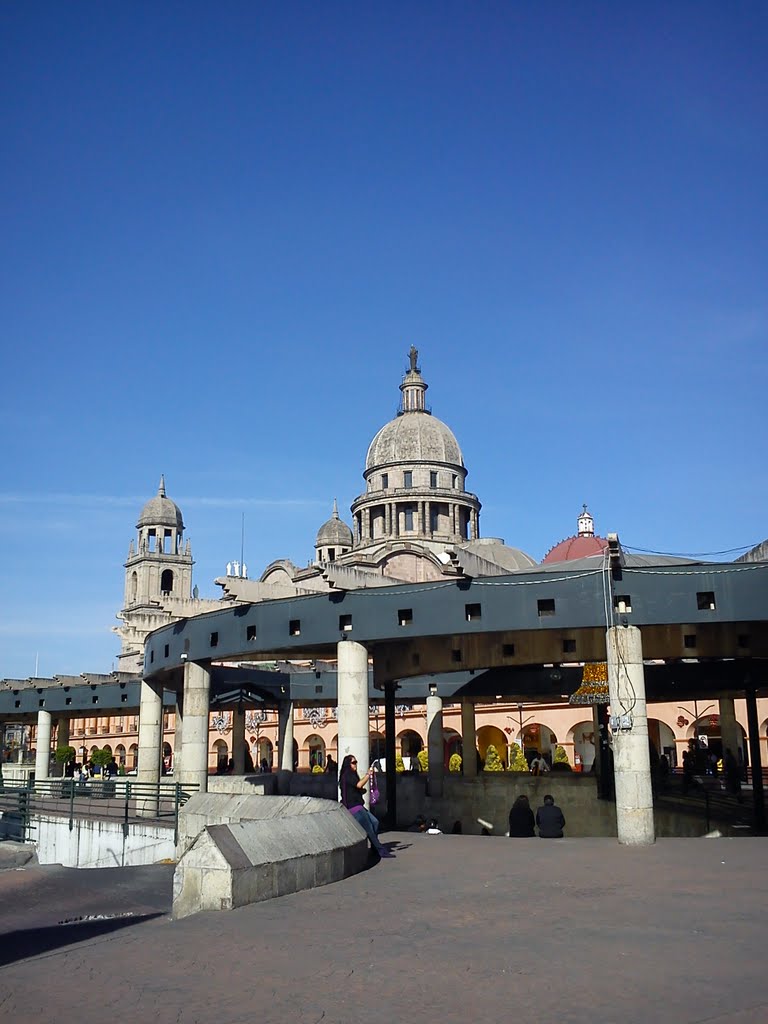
[
  {"left": 536, "top": 794, "right": 565, "bottom": 838},
  {"left": 508, "top": 795, "right": 535, "bottom": 837}
]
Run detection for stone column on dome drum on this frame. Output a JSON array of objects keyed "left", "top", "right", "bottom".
[
  {"left": 277, "top": 701, "right": 294, "bottom": 772},
  {"left": 461, "top": 699, "right": 478, "bottom": 777},
  {"left": 232, "top": 702, "right": 246, "bottom": 775},
  {"left": 34, "top": 710, "right": 53, "bottom": 782},
  {"left": 606, "top": 625, "right": 655, "bottom": 845},
  {"left": 718, "top": 696, "right": 741, "bottom": 764},
  {"left": 425, "top": 500, "right": 431, "bottom": 536},
  {"left": 137, "top": 678, "right": 163, "bottom": 816},
  {"left": 337, "top": 639, "right": 370, "bottom": 807},
  {"left": 385, "top": 504, "right": 391, "bottom": 536},
  {"left": 426, "top": 691, "right": 444, "bottom": 797},
  {"left": 179, "top": 660, "right": 211, "bottom": 794}
]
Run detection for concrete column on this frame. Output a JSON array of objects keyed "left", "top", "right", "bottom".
[
  {"left": 137, "top": 678, "right": 163, "bottom": 817},
  {"left": 393, "top": 504, "right": 399, "bottom": 537},
  {"left": 337, "top": 639, "right": 370, "bottom": 806},
  {"left": 34, "top": 710, "right": 53, "bottom": 781},
  {"left": 418, "top": 501, "right": 425, "bottom": 534},
  {"left": 425, "top": 500, "right": 431, "bottom": 536},
  {"left": 278, "top": 701, "right": 294, "bottom": 771},
  {"left": 385, "top": 503, "right": 391, "bottom": 536},
  {"left": 461, "top": 699, "right": 477, "bottom": 777},
  {"left": 56, "top": 717, "right": 70, "bottom": 749},
  {"left": 744, "top": 686, "right": 765, "bottom": 833},
  {"left": 179, "top": 660, "right": 211, "bottom": 793},
  {"left": 426, "top": 692, "right": 444, "bottom": 797},
  {"left": 606, "top": 625, "right": 655, "bottom": 845},
  {"left": 173, "top": 692, "right": 183, "bottom": 777},
  {"left": 719, "top": 696, "right": 741, "bottom": 762},
  {"left": 384, "top": 681, "right": 398, "bottom": 828},
  {"left": 232, "top": 703, "right": 246, "bottom": 775}
]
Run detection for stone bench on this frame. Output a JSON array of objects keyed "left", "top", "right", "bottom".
[{"left": 172, "top": 793, "right": 368, "bottom": 919}]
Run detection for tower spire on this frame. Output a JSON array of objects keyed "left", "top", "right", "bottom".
[{"left": 158, "top": 474, "right": 166, "bottom": 497}]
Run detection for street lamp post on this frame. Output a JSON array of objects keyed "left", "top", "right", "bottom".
[{"left": 507, "top": 705, "right": 534, "bottom": 767}]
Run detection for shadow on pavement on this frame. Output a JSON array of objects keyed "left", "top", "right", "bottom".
[{"left": 0, "top": 913, "right": 165, "bottom": 968}]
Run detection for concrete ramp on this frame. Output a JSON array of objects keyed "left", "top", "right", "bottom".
[{"left": 172, "top": 795, "right": 367, "bottom": 919}]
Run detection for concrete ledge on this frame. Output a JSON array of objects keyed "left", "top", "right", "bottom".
[{"left": 172, "top": 794, "right": 368, "bottom": 919}]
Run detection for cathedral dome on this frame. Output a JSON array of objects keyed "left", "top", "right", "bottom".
[
  {"left": 316, "top": 500, "right": 353, "bottom": 548},
  {"left": 542, "top": 505, "right": 607, "bottom": 564},
  {"left": 365, "top": 412, "right": 464, "bottom": 472},
  {"left": 137, "top": 476, "right": 184, "bottom": 530}
]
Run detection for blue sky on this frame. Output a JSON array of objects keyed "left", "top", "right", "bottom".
[{"left": 1, "top": 2, "right": 766, "bottom": 679}]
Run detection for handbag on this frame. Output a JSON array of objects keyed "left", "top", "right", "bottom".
[{"left": 369, "top": 767, "right": 380, "bottom": 807}]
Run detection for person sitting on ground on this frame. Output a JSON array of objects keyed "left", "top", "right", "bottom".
[
  {"left": 451, "top": 820, "right": 463, "bottom": 834},
  {"left": 338, "top": 754, "right": 392, "bottom": 859},
  {"left": 508, "top": 794, "right": 535, "bottom": 837},
  {"left": 407, "top": 815, "right": 427, "bottom": 832},
  {"left": 426, "top": 818, "right": 442, "bottom": 834},
  {"left": 530, "top": 751, "right": 550, "bottom": 776},
  {"left": 536, "top": 794, "right": 566, "bottom": 838}
]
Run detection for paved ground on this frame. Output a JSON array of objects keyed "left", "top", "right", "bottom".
[{"left": 1, "top": 834, "right": 767, "bottom": 1024}]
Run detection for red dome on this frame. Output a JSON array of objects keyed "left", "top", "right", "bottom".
[{"left": 542, "top": 534, "right": 608, "bottom": 564}]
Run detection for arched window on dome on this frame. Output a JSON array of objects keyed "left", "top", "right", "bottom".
[
  {"left": 160, "top": 569, "right": 174, "bottom": 596},
  {"left": 130, "top": 571, "right": 138, "bottom": 603}
]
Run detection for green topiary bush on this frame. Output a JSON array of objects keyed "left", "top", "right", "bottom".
[
  {"left": 508, "top": 742, "right": 529, "bottom": 772},
  {"left": 484, "top": 744, "right": 504, "bottom": 771},
  {"left": 552, "top": 744, "right": 572, "bottom": 771},
  {"left": 417, "top": 748, "right": 429, "bottom": 773},
  {"left": 395, "top": 754, "right": 405, "bottom": 773},
  {"left": 449, "top": 753, "right": 462, "bottom": 773},
  {"left": 55, "top": 745, "right": 76, "bottom": 765}
]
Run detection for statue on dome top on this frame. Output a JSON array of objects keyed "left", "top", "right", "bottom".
[{"left": 409, "top": 345, "right": 419, "bottom": 372}]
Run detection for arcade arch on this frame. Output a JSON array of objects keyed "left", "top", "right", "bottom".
[
  {"left": 212, "top": 738, "right": 228, "bottom": 772},
  {"left": 477, "top": 724, "right": 506, "bottom": 764},
  {"left": 370, "top": 731, "right": 385, "bottom": 763},
  {"left": 307, "top": 734, "right": 326, "bottom": 769}
]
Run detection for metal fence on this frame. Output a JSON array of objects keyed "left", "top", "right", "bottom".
[{"left": 0, "top": 777, "right": 198, "bottom": 845}]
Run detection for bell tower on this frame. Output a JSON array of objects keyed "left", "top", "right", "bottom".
[{"left": 114, "top": 476, "right": 193, "bottom": 672}]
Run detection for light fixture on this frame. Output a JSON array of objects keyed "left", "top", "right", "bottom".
[{"left": 428, "top": 682, "right": 437, "bottom": 697}]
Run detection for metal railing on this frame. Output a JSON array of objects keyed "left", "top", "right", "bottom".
[{"left": 0, "top": 777, "right": 198, "bottom": 846}]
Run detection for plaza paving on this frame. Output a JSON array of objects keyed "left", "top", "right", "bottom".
[{"left": 1, "top": 834, "right": 767, "bottom": 1024}]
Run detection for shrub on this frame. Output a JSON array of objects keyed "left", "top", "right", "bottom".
[
  {"left": 416, "top": 748, "right": 429, "bottom": 773},
  {"left": 55, "top": 745, "right": 76, "bottom": 765},
  {"left": 552, "top": 745, "right": 572, "bottom": 771},
  {"left": 508, "top": 742, "right": 529, "bottom": 772},
  {"left": 484, "top": 744, "right": 504, "bottom": 772},
  {"left": 311, "top": 764, "right": 324, "bottom": 773},
  {"left": 395, "top": 754, "right": 405, "bottom": 773},
  {"left": 449, "top": 753, "right": 462, "bottom": 773}
]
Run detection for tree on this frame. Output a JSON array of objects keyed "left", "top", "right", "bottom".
[
  {"left": 417, "top": 748, "right": 429, "bottom": 773},
  {"left": 90, "top": 747, "right": 113, "bottom": 770},
  {"left": 55, "top": 745, "right": 76, "bottom": 765},
  {"left": 484, "top": 744, "right": 504, "bottom": 771},
  {"left": 508, "top": 742, "right": 528, "bottom": 772},
  {"left": 449, "top": 753, "right": 462, "bottom": 773}
]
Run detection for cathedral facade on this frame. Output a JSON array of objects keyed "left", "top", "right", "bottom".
[{"left": 5, "top": 352, "right": 766, "bottom": 779}]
